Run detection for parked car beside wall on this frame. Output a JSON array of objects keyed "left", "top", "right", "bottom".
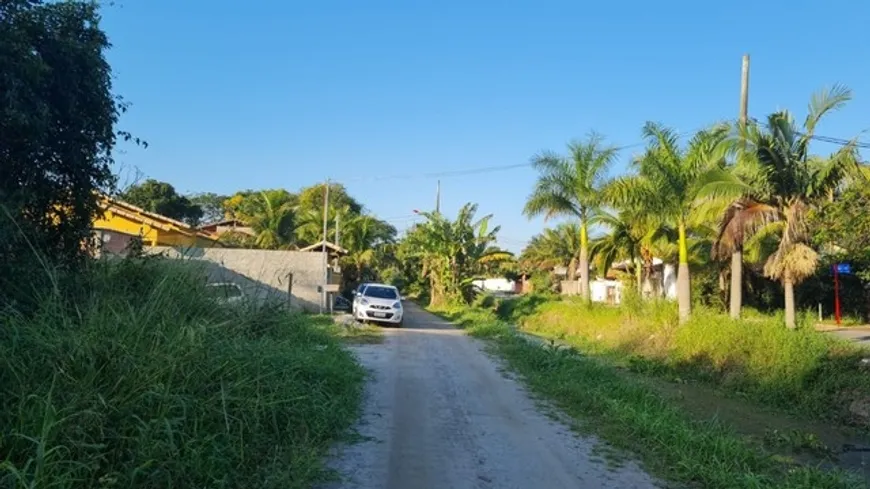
[{"left": 353, "top": 283, "right": 403, "bottom": 326}]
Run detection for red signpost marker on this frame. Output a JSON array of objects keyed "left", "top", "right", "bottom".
[{"left": 834, "top": 264, "right": 841, "bottom": 326}]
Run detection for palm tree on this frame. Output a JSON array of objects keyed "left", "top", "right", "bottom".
[
  {"left": 405, "top": 203, "right": 511, "bottom": 306},
  {"left": 701, "top": 86, "right": 861, "bottom": 328},
  {"left": 524, "top": 134, "right": 618, "bottom": 302},
  {"left": 246, "top": 191, "right": 297, "bottom": 249},
  {"left": 590, "top": 210, "right": 656, "bottom": 295},
  {"left": 606, "top": 123, "right": 729, "bottom": 322},
  {"left": 520, "top": 222, "right": 583, "bottom": 281},
  {"left": 339, "top": 213, "right": 397, "bottom": 283}
]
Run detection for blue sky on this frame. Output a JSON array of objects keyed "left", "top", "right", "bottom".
[{"left": 102, "top": 0, "right": 870, "bottom": 253}]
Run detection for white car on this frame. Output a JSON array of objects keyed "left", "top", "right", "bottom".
[
  {"left": 205, "top": 282, "right": 244, "bottom": 305},
  {"left": 353, "top": 283, "right": 403, "bottom": 326}
]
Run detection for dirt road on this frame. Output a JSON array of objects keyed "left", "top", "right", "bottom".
[{"left": 322, "top": 302, "right": 656, "bottom": 489}]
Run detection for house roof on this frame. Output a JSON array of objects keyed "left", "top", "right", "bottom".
[
  {"left": 298, "top": 240, "right": 349, "bottom": 255},
  {"left": 199, "top": 218, "right": 250, "bottom": 229},
  {"left": 96, "top": 195, "right": 220, "bottom": 242}
]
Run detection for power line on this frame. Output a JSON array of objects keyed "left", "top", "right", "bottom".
[
  {"left": 335, "top": 140, "right": 651, "bottom": 184},
  {"left": 806, "top": 133, "right": 870, "bottom": 150}
]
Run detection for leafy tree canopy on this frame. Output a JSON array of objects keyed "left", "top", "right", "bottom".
[
  {"left": 297, "top": 183, "right": 363, "bottom": 216},
  {"left": 1, "top": 0, "right": 129, "bottom": 305},
  {"left": 121, "top": 179, "right": 203, "bottom": 226},
  {"left": 189, "top": 192, "right": 229, "bottom": 224},
  {"left": 811, "top": 178, "right": 870, "bottom": 282}
]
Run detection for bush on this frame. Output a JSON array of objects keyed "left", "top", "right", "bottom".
[
  {"left": 0, "top": 258, "right": 364, "bottom": 488},
  {"left": 496, "top": 298, "right": 870, "bottom": 421}
]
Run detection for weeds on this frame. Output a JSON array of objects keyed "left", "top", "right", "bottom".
[
  {"left": 444, "top": 309, "right": 863, "bottom": 488},
  {"left": 0, "top": 258, "right": 365, "bottom": 489},
  {"left": 496, "top": 299, "right": 870, "bottom": 421}
]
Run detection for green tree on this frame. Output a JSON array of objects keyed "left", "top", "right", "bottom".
[
  {"left": 524, "top": 134, "right": 618, "bottom": 302},
  {"left": 1, "top": 0, "right": 129, "bottom": 301},
  {"left": 338, "top": 213, "right": 397, "bottom": 285},
  {"left": 121, "top": 179, "right": 203, "bottom": 226},
  {"left": 606, "top": 123, "right": 729, "bottom": 322},
  {"left": 188, "top": 192, "right": 229, "bottom": 224},
  {"left": 811, "top": 178, "right": 870, "bottom": 281},
  {"left": 245, "top": 191, "right": 298, "bottom": 249},
  {"left": 590, "top": 211, "right": 648, "bottom": 294},
  {"left": 520, "top": 222, "right": 583, "bottom": 281},
  {"left": 737, "top": 90, "right": 862, "bottom": 328},
  {"left": 224, "top": 189, "right": 297, "bottom": 224},
  {"left": 404, "top": 203, "right": 511, "bottom": 306},
  {"left": 704, "top": 86, "right": 862, "bottom": 328},
  {"left": 809, "top": 178, "right": 870, "bottom": 319}
]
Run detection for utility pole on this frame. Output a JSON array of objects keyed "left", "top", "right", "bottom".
[
  {"left": 435, "top": 179, "right": 441, "bottom": 214},
  {"left": 321, "top": 179, "right": 330, "bottom": 314},
  {"left": 740, "top": 54, "right": 750, "bottom": 127},
  {"left": 730, "top": 53, "right": 750, "bottom": 320}
]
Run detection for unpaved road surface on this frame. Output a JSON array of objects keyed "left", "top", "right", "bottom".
[{"left": 322, "top": 302, "right": 656, "bottom": 489}]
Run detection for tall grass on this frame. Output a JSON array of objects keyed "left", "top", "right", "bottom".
[
  {"left": 0, "top": 257, "right": 364, "bottom": 488},
  {"left": 493, "top": 297, "right": 870, "bottom": 421},
  {"left": 472, "top": 322, "right": 862, "bottom": 488},
  {"left": 433, "top": 305, "right": 863, "bottom": 488}
]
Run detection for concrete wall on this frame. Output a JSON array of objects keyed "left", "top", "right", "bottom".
[
  {"left": 560, "top": 280, "right": 580, "bottom": 296},
  {"left": 149, "top": 247, "right": 327, "bottom": 312}
]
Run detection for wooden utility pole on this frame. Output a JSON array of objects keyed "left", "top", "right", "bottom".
[
  {"left": 740, "top": 54, "right": 750, "bottom": 127},
  {"left": 730, "top": 54, "right": 750, "bottom": 320},
  {"left": 435, "top": 180, "right": 441, "bottom": 214}
]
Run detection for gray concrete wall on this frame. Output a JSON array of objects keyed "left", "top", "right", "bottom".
[{"left": 149, "top": 247, "right": 326, "bottom": 312}]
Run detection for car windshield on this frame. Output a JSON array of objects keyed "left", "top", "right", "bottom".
[
  {"left": 364, "top": 286, "right": 398, "bottom": 300},
  {"left": 206, "top": 284, "right": 242, "bottom": 298}
]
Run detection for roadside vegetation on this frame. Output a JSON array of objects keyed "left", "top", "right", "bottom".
[
  {"left": 473, "top": 294, "right": 870, "bottom": 422},
  {"left": 2, "top": 4, "right": 366, "bottom": 488},
  {"left": 0, "top": 257, "right": 365, "bottom": 488},
  {"left": 433, "top": 302, "right": 864, "bottom": 489}
]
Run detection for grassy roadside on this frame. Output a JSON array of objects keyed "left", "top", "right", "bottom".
[
  {"left": 433, "top": 304, "right": 864, "bottom": 489},
  {"left": 482, "top": 294, "right": 870, "bottom": 424},
  {"left": 0, "top": 257, "right": 365, "bottom": 489}
]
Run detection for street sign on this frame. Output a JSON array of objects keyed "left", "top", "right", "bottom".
[{"left": 836, "top": 263, "right": 852, "bottom": 275}]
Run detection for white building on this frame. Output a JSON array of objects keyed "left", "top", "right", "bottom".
[
  {"left": 590, "top": 278, "right": 622, "bottom": 305},
  {"left": 557, "top": 258, "right": 678, "bottom": 305},
  {"left": 472, "top": 277, "right": 517, "bottom": 293}
]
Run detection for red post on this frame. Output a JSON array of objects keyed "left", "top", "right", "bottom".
[{"left": 834, "top": 264, "right": 841, "bottom": 325}]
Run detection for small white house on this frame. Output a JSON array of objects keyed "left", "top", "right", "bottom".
[
  {"left": 472, "top": 278, "right": 516, "bottom": 293},
  {"left": 590, "top": 278, "right": 622, "bottom": 305},
  {"left": 557, "top": 257, "right": 678, "bottom": 303}
]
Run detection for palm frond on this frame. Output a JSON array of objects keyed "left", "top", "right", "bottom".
[
  {"left": 805, "top": 84, "right": 852, "bottom": 138},
  {"left": 694, "top": 166, "right": 755, "bottom": 202},
  {"left": 763, "top": 242, "right": 819, "bottom": 283}
]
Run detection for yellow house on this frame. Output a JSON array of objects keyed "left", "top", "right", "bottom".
[{"left": 93, "top": 195, "right": 221, "bottom": 250}]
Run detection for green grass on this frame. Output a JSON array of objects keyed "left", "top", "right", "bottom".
[
  {"left": 467, "top": 296, "right": 870, "bottom": 423},
  {"left": 0, "top": 257, "right": 365, "bottom": 489},
  {"left": 330, "top": 322, "right": 385, "bottom": 344},
  {"left": 434, "top": 306, "right": 863, "bottom": 489}
]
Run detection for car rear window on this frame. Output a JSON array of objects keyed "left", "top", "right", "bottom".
[{"left": 364, "top": 286, "right": 398, "bottom": 299}]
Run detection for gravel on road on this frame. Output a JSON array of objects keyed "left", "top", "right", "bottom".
[{"left": 321, "top": 302, "right": 657, "bottom": 489}]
